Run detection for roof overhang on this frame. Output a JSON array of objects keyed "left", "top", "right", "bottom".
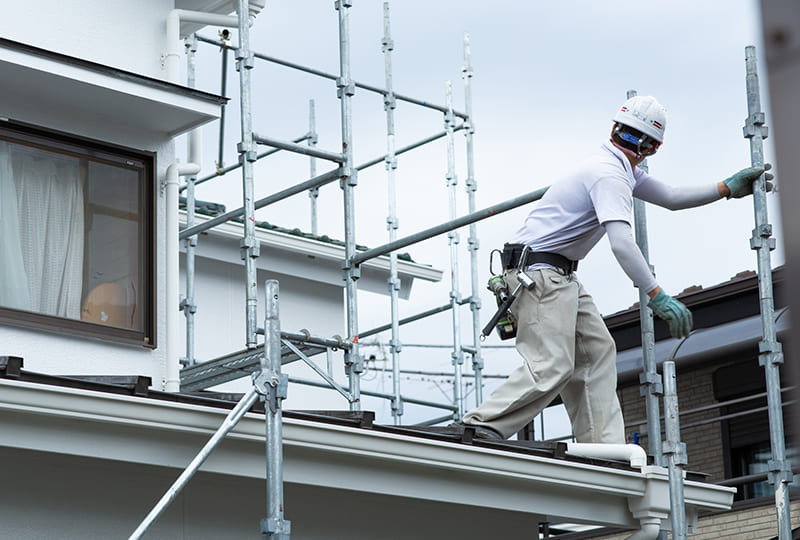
[
  {"left": 616, "top": 307, "right": 790, "bottom": 383},
  {"left": 0, "top": 38, "right": 225, "bottom": 138},
  {"left": 181, "top": 212, "right": 443, "bottom": 298},
  {"left": 0, "top": 379, "right": 734, "bottom": 531}
]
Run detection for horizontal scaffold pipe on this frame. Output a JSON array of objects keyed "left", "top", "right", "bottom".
[
  {"left": 355, "top": 125, "right": 465, "bottom": 172},
  {"left": 179, "top": 167, "right": 342, "bottom": 240},
  {"left": 195, "top": 34, "right": 468, "bottom": 119},
  {"left": 181, "top": 134, "right": 310, "bottom": 192},
  {"left": 287, "top": 377, "right": 458, "bottom": 411},
  {"left": 279, "top": 329, "right": 353, "bottom": 351},
  {"left": 360, "top": 303, "right": 453, "bottom": 339},
  {"left": 253, "top": 133, "right": 344, "bottom": 163},
  {"left": 351, "top": 186, "right": 550, "bottom": 266}
]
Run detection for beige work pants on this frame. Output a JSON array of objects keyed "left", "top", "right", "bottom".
[{"left": 463, "top": 268, "right": 625, "bottom": 443}]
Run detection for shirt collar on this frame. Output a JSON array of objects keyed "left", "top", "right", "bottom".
[{"left": 601, "top": 140, "right": 634, "bottom": 177}]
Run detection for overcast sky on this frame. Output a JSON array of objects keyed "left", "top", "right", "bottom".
[{"left": 184, "top": 1, "right": 779, "bottom": 429}]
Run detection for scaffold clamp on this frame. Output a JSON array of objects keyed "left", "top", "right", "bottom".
[
  {"left": 639, "top": 371, "right": 663, "bottom": 395},
  {"left": 260, "top": 517, "right": 292, "bottom": 537},
  {"left": 253, "top": 371, "right": 288, "bottom": 413}
]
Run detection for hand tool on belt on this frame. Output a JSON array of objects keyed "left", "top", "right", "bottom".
[{"left": 481, "top": 244, "right": 578, "bottom": 340}]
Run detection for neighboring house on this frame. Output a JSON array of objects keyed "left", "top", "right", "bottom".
[
  {"left": 553, "top": 267, "right": 796, "bottom": 539},
  {"left": 0, "top": 2, "right": 734, "bottom": 538}
]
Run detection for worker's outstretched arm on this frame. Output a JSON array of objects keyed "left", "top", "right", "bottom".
[
  {"left": 604, "top": 220, "right": 692, "bottom": 338},
  {"left": 634, "top": 166, "right": 771, "bottom": 210}
]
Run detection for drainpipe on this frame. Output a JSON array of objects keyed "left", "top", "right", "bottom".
[
  {"left": 625, "top": 518, "right": 661, "bottom": 540},
  {"left": 165, "top": 162, "right": 200, "bottom": 391},
  {"left": 161, "top": 5, "right": 263, "bottom": 391},
  {"left": 565, "top": 443, "right": 648, "bottom": 468}
]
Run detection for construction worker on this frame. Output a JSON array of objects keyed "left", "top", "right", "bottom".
[{"left": 460, "top": 95, "right": 771, "bottom": 442}]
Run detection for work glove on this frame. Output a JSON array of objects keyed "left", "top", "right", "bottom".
[
  {"left": 723, "top": 164, "right": 774, "bottom": 199},
  {"left": 648, "top": 290, "right": 693, "bottom": 339}
]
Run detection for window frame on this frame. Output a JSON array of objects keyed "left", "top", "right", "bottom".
[{"left": 0, "top": 118, "right": 156, "bottom": 348}]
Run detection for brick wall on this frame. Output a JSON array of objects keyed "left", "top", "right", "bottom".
[
  {"left": 618, "top": 361, "right": 731, "bottom": 483},
  {"left": 587, "top": 499, "right": 800, "bottom": 539}
]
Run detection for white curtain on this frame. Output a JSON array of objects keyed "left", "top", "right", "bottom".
[
  {"left": 0, "top": 142, "right": 30, "bottom": 310},
  {"left": 0, "top": 142, "right": 85, "bottom": 318}
]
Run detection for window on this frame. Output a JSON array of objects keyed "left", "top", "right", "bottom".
[
  {"left": 0, "top": 120, "right": 155, "bottom": 347},
  {"left": 714, "top": 360, "right": 796, "bottom": 501}
]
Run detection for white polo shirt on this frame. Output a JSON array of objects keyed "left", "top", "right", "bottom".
[{"left": 510, "top": 142, "right": 655, "bottom": 261}]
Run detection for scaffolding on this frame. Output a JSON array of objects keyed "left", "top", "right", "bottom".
[{"left": 131, "top": 2, "right": 789, "bottom": 538}]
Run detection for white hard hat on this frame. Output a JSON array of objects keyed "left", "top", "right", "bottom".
[{"left": 613, "top": 96, "right": 667, "bottom": 143}]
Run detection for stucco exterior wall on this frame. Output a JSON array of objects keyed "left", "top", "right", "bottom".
[{"left": 1, "top": 0, "right": 170, "bottom": 79}]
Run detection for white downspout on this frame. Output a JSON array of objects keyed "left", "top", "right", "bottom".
[
  {"left": 625, "top": 518, "right": 661, "bottom": 540},
  {"left": 164, "top": 162, "right": 200, "bottom": 391},
  {"left": 162, "top": 9, "right": 242, "bottom": 391},
  {"left": 565, "top": 443, "right": 648, "bottom": 469}
]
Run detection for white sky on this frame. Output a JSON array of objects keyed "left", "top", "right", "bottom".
[{"left": 183, "top": 1, "right": 780, "bottom": 431}]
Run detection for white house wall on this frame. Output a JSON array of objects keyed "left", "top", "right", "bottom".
[
  {"left": 0, "top": 1, "right": 224, "bottom": 388},
  {"left": 2, "top": 0, "right": 169, "bottom": 80}
]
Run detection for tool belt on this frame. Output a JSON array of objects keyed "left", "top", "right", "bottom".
[{"left": 501, "top": 243, "right": 578, "bottom": 275}]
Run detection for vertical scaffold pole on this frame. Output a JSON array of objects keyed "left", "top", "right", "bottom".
[
  {"left": 308, "top": 99, "right": 319, "bottom": 235},
  {"left": 236, "top": 0, "right": 260, "bottom": 349},
  {"left": 336, "top": 0, "right": 362, "bottom": 410},
  {"left": 382, "top": 3, "right": 403, "bottom": 425},
  {"left": 662, "top": 360, "right": 687, "bottom": 540},
  {"left": 182, "top": 35, "right": 199, "bottom": 367},
  {"left": 462, "top": 32, "right": 483, "bottom": 406},
  {"left": 628, "top": 88, "right": 664, "bottom": 468},
  {"left": 217, "top": 38, "right": 229, "bottom": 171},
  {"left": 256, "top": 280, "right": 291, "bottom": 539},
  {"left": 743, "top": 45, "right": 792, "bottom": 539},
  {"left": 445, "top": 81, "right": 464, "bottom": 419}
]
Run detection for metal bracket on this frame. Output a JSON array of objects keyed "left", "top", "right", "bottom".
[
  {"left": 184, "top": 34, "right": 198, "bottom": 54},
  {"left": 341, "top": 262, "right": 361, "bottom": 280},
  {"left": 662, "top": 441, "right": 688, "bottom": 465},
  {"left": 338, "top": 167, "right": 357, "bottom": 188},
  {"left": 451, "top": 350, "right": 464, "bottom": 365},
  {"left": 768, "top": 460, "right": 795, "bottom": 484},
  {"left": 345, "top": 352, "right": 364, "bottom": 374},
  {"left": 467, "top": 235, "right": 479, "bottom": 251},
  {"left": 260, "top": 517, "right": 292, "bottom": 537},
  {"left": 239, "top": 237, "right": 261, "bottom": 260},
  {"left": 383, "top": 93, "right": 396, "bottom": 110},
  {"left": 384, "top": 156, "right": 398, "bottom": 170},
  {"left": 758, "top": 346, "right": 784, "bottom": 367},
  {"left": 750, "top": 236, "right": 777, "bottom": 250},
  {"left": 334, "top": 0, "right": 353, "bottom": 10},
  {"left": 235, "top": 53, "right": 255, "bottom": 71},
  {"left": 237, "top": 141, "right": 259, "bottom": 162},
  {"left": 179, "top": 298, "right": 197, "bottom": 314},
  {"left": 639, "top": 371, "right": 663, "bottom": 395},
  {"left": 389, "top": 338, "right": 402, "bottom": 352},
  {"left": 336, "top": 78, "right": 356, "bottom": 98},
  {"left": 391, "top": 396, "right": 404, "bottom": 416},
  {"left": 381, "top": 38, "right": 395, "bottom": 53},
  {"left": 253, "top": 371, "right": 289, "bottom": 413},
  {"left": 743, "top": 113, "right": 769, "bottom": 139}
]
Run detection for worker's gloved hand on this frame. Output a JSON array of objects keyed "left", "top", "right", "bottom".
[
  {"left": 648, "top": 290, "right": 693, "bottom": 339},
  {"left": 723, "top": 164, "right": 774, "bottom": 199}
]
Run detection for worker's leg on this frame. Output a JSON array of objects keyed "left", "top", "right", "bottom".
[
  {"left": 560, "top": 279, "right": 625, "bottom": 443},
  {"left": 463, "top": 268, "right": 579, "bottom": 438}
]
